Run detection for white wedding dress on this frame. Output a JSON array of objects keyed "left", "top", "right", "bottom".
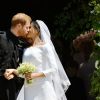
[{"left": 17, "top": 43, "right": 69, "bottom": 100}]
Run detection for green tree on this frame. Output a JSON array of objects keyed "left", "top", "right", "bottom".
[{"left": 53, "top": 0, "right": 93, "bottom": 41}]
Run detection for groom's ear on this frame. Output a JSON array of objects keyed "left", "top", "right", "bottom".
[{"left": 17, "top": 23, "right": 22, "bottom": 29}]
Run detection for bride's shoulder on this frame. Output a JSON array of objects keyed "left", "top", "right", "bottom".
[
  {"left": 38, "top": 41, "right": 47, "bottom": 47},
  {"left": 40, "top": 41, "right": 45, "bottom": 45},
  {"left": 42, "top": 42, "right": 52, "bottom": 51}
]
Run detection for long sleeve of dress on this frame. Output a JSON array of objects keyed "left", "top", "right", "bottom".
[
  {"left": 41, "top": 43, "right": 58, "bottom": 77},
  {"left": 42, "top": 43, "right": 71, "bottom": 93}
]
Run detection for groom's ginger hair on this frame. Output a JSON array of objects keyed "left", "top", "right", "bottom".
[{"left": 11, "top": 13, "right": 32, "bottom": 27}]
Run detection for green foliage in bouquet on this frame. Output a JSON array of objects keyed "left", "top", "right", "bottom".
[{"left": 17, "top": 62, "right": 36, "bottom": 84}]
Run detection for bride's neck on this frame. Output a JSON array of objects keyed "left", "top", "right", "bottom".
[{"left": 32, "top": 36, "right": 42, "bottom": 46}]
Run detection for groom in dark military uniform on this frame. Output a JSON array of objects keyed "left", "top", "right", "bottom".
[{"left": 0, "top": 13, "right": 32, "bottom": 100}]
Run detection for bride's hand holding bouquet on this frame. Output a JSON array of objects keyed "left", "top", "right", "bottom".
[{"left": 17, "top": 62, "right": 36, "bottom": 84}]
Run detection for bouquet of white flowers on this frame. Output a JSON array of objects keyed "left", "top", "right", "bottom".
[{"left": 17, "top": 62, "right": 36, "bottom": 84}]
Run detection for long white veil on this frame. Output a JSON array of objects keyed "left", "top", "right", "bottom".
[{"left": 36, "top": 20, "right": 71, "bottom": 99}]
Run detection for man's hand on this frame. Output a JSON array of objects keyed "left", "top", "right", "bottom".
[
  {"left": 4, "top": 69, "right": 15, "bottom": 80},
  {"left": 4, "top": 74, "right": 14, "bottom": 80}
]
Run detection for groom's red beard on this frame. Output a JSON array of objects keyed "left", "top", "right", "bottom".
[
  {"left": 26, "top": 38, "right": 34, "bottom": 45},
  {"left": 18, "top": 36, "right": 33, "bottom": 46},
  {"left": 24, "top": 35, "right": 34, "bottom": 46}
]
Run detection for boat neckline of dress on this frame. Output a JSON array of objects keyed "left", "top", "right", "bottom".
[{"left": 30, "top": 42, "right": 47, "bottom": 48}]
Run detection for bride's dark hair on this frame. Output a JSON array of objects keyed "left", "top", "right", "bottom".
[{"left": 32, "top": 21, "right": 40, "bottom": 34}]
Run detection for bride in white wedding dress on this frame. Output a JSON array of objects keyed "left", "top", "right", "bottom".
[{"left": 17, "top": 20, "right": 71, "bottom": 100}]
